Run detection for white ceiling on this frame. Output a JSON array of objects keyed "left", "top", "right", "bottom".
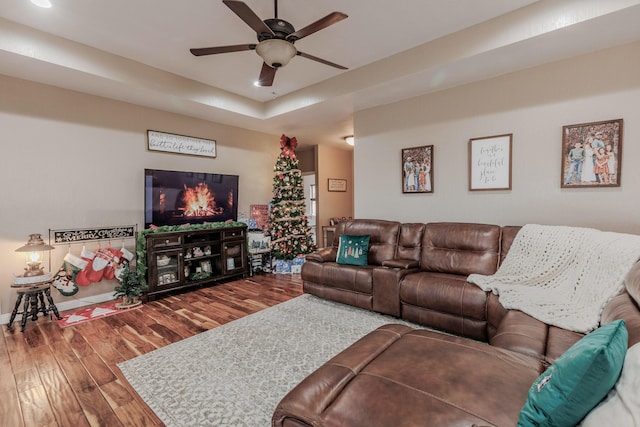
[{"left": 2, "top": 0, "right": 640, "bottom": 147}]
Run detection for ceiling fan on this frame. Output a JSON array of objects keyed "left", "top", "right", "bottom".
[{"left": 190, "top": 0, "right": 348, "bottom": 86}]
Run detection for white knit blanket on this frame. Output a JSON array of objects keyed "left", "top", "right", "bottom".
[{"left": 468, "top": 224, "right": 640, "bottom": 333}]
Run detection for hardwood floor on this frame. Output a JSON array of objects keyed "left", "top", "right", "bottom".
[{"left": 1, "top": 274, "right": 302, "bottom": 427}]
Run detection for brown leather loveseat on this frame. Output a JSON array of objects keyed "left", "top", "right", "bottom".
[{"left": 273, "top": 219, "right": 640, "bottom": 426}]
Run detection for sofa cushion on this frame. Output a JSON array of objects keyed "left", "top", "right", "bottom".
[
  {"left": 500, "top": 225, "right": 521, "bottom": 265},
  {"left": 273, "top": 324, "right": 544, "bottom": 427},
  {"left": 396, "top": 223, "right": 424, "bottom": 262},
  {"left": 519, "top": 320, "right": 628, "bottom": 427},
  {"left": 335, "top": 219, "right": 400, "bottom": 265},
  {"left": 602, "top": 262, "right": 640, "bottom": 347},
  {"left": 336, "top": 234, "right": 370, "bottom": 266},
  {"left": 602, "top": 292, "right": 640, "bottom": 347},
  {"left": 545, "top": 326, "right": 584, "bottom": 363},
  {"left": 320, "top": 263, "right": 375, "bottom": 294},
  {"left": 490, "top": 310, "right": 548, "bottom": 359},
  {"left": 625, "top": 261, "right": 640, "bottom": 304},
  {"left": 420, "top": 222, "right": 501, "bottom": 276},
  {"left": 400, "top": 271, "right": 489, "bottom": 340},
  {"left": 302, "top": 261, "right": 376, "bottom": 310},
  {"left": 580, "top": 342, "right": 640, "bottom": 426},
  {"left": 490, "top": 311, "right": 585, "bottom": 363}
]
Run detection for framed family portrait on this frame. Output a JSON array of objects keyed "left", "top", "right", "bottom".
[
  {"left": 561, "top": 119, "right": 623, "bottom": 188},
  {"left": 402, "top": 145, "right": 433, "bottom": 193},
  {"left": 469, "top": 134, "right": 512, "bottom": 191}
]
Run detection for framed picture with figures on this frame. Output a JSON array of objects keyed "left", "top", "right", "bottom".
[
  {"left": 402, "top": 145, "right": 434, "bottom": 193},
  {"left": 561, "top": 119, "right": 623, "bottom": 188}
]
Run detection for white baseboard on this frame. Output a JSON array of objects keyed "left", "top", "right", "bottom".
[{"left": 1, "top": 291, "right": 115, "bottom": 326}]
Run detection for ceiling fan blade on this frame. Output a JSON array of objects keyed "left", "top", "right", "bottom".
[
  {"left": 287, "top": 12, "right": 347, "bottom": 41},
  {"left": 257, "top": 62, "right": 277, "bottom": 86},
  {"left": 297, "top": 51, "right": 347, "bottom": 70},
  {"left": 190, "top": 44, "right": 256, "bottom": 56},
  {"left": 223, "top": 0, "right": 275, "bottom": 37}
]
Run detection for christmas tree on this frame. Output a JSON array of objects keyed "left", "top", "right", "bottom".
[{"left": 267, "top": 135, "right": 316, "bottom": 260}]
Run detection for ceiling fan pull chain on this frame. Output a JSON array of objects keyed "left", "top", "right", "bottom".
[{"left": 274, "top": 0, "right": 278, "bottom": 19}]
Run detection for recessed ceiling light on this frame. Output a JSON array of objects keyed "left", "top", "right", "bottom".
[{"left": 30, "top": 0, "right": 52, "bottom": 8}]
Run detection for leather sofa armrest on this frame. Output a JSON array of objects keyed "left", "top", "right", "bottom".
[
  {"left": 305, "top": 247, "right": 337, "bottom": 263},
  {"left": 602, "top": 291, "right": 640, "bottom": 347},
  {"left": 625, "top": 262, "right": 640, "bottom": 304},
  {"left": 490, "top": 310, "right": 548, "bottom": 360},
  {"left": 381, "top": 259, "right": 419, "bottom": 269},
  {"left": 372, "top": 266, "right": 420, "bottom": 317}
]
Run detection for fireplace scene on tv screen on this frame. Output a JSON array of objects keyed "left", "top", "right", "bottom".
[{"left": 145, "top": 169, "right": 238, "bottom": 227}]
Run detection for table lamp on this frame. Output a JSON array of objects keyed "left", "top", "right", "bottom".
[{"left": 14, "top": 233, "right": 55, "bottom": 285}]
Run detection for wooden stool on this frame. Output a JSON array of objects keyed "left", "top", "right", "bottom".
[{"left": 8, "top": 281, "right": 62, "bottom": 332}]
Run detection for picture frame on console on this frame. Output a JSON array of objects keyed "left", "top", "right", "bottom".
[
  {"left": 561, "top": 119, "right": 623, "bottom": 188},
  {"left": 468, "top": 134, "right": 512, "bottom": 191},
  {"left": 401, "top": 145, "right": 433, "bottom": 193},
  {"left": 200, "top": 260, "right": 212, "bottom": 274}
]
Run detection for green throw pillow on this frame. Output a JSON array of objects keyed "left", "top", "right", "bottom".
[
  {"left": 518, "top": 319, "right": 628, "bottom": 427},
  {"left": 336, "top": 234, "right": 370, "bottom": 266}
]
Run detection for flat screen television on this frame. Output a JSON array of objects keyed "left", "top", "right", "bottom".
[{"left": 144, "top": 168, "right": 239, "bottom": 228}]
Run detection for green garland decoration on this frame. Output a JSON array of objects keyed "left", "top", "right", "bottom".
[{"left": 136, "top": 221, "right": 246, "bottom": 287}]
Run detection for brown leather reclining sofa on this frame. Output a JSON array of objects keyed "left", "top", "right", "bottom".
[{"left": 273, "top": 219, "right": 640, "bottom": 426}]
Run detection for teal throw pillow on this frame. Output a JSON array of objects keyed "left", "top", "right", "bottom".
[
  {"left": 518, "top": 320, "right": 628, "bottom": 427},
  {"left": 336, "top": 234, "right": 370, "bottom": 266}
]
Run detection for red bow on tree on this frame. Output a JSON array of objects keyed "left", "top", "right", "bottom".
[{"left": 280, "top": 134, "right": 298, "bottom": 159}]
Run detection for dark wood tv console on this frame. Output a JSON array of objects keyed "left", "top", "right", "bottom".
[{"left": 144, "top": 225, "right": 247, "bottom": 299}]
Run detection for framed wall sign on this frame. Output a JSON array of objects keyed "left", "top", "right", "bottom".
[
  {"left": 469, "top": 134, "right": 512, "bottom": 191},
  {"left": 402, "top": 145, "right": 433, "bottom": 193},
  {"left": 328, "top": 178, "right": 347, "bottom": 192},
  {"left": 561, "top": 119, "right": 623, "bottom": 188},
  {"left": 147, "top": 130, "right": 216, "bottom": 158}
]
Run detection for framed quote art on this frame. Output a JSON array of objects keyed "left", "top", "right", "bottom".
[
  {"left": 401, "top": 145, "right": 433, "bottom": 193},
  {"left": 468, "top": 134, "right": 512, "bottom": 191},
  {"left": 147, "top": 130, "right": 217, "bottom": 158},
  {"left": 561, "top": 119, "right": 622, "bottom": 188},
  {"left": 328, "top": 179, "right": 347, "bottom": 192}
]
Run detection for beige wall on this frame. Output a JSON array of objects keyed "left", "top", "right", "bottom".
[
  {"left": 317, "top": 144, "right": 354, "bottom": 230},
  {"left": 354, "top": 41, "right": 640, "bottom": 234},
  {"left": 0, "top": 75, "right": 278, "bottom": 316}
]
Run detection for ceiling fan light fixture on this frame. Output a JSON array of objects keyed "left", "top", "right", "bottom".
[
  {"left": 30, "top": 0, "right": 52, "bottom": 8},
  {"left": 256, "top": 39, "right": 297, "bottom": 68}
]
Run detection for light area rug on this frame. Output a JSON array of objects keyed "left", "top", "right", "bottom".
[{"left": 118, "top": 294, "right": 419, "bottom": 427}]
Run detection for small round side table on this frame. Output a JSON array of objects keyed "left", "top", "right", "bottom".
[{"left": 8, "top": 280, "right": 62, "bottom": 332}]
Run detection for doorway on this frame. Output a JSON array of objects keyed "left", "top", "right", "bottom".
[{"left": 302, "top": 174, "right": 317, "bottom": 245}]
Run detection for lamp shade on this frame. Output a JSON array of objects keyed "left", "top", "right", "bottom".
[
  {"left": 14, "top": 233, "right": 55, "bottom": 283},
  {"left": 15, "top": 234, "right": 55, "bottom": 252},
  {"left": 256, "top": 39, "right": 297, "bottom": 68}
]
